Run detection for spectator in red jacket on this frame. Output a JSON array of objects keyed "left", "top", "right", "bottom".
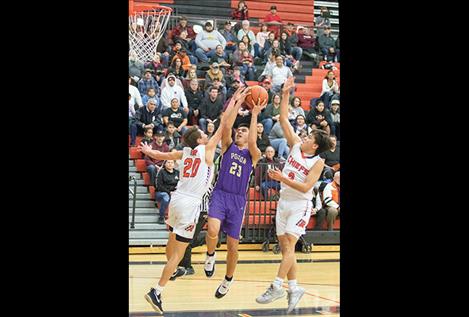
[
  {"left": 264, "top": 5, "right": 283, "bottom": 38},
  {"left": 297, "top": 26, "right": 317, "bottom": 61},
  {"left": 231, "top": 0, "right": 249, "bottom": 34},
  {"left": 144, "top": 131, "right": 170, "bottom": 186},
  {"left": 171, "top": 16, "right": 196, "bottom": 42}
]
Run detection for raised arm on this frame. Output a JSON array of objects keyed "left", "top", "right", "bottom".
[
  {"left": 205, "top": 105, "right": 228, "bottom": 165},
  {"left": 279, "top": 76, "right": 301, "bottom": 147},
  {"left": 138, "top": 142, "right": 183, "bottom": 160},
  {"left": 268, "top": 159, "right": 325, "bottom": 193},
  {"left": 248, "top": 98, "right": 268, "bottom": 166},
  {"left": 221, "top": 87, "right": 251, "bottom": 153}
]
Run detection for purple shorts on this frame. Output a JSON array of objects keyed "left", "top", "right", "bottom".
[{"left": 208, "top": 189, "right": 247, "bottom": 240}]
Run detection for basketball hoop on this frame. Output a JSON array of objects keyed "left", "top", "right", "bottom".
[{"left": 129, "top": 5, "right": 172, "bottom": 63}]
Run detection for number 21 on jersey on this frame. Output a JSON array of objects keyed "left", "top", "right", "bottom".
[
  {"left": 183, "top": 158, "right": 201, "bottom": 177},
  {"left": 229, "top": 162, "right": 242, "bottom": 177}
]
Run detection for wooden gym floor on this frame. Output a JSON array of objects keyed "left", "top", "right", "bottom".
[{"left": 129, "top": 245, "right": 340, "bottom": 316}]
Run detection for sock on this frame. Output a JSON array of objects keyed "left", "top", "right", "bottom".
[
  {"left": 225, "top": 275, "right": 233, "bottom": 282},
  {"left": 273, "top": 277, "right": 283, "bottom": 289},
  {"left": 207, "top": 251, "right": 215, "bottom": 257},
  {"left": 288, "top": 279, "right": 298, "bottom": 291},
  {"left": 155, "top": 284, "right": 164, "bottom": 295}
]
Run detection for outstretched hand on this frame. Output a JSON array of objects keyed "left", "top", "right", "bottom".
[
  {"left": 282, "top": 76, "right": 296, "bottom": 94},
  {"left": 267, "top": 167, "right": 283, "bottom": 182},
  {"left": 251, "top": 96, "right": 268, "bottom": 116},
  {"left": 233, "top": 86, "right": 251, "bottom": 105},
  {"left": 137, "top": 142, "right": 153, "bottom": 155}
]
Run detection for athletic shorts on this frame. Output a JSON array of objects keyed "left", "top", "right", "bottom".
[
  {"left": 167, "top": 192, "right": 202, "bottom": 241},
  {"left": 276, "top": 198, "right": 312, "bottom": 238},
  {"left": 208, "top": 189, "right": 247, "bottom": 240}
]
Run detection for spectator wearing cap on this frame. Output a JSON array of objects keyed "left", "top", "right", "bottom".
[
  {"left": 155, "top": 159, "right": 180, "bottom": 224},
  {"left": 145, "top": 130, "right": 170, "bottom": 188},
  {"left": 194, "top": 21, "right": 227, "bottom": 63},
  {"left": 284, "top": 23, "right": 303, "bottom": 62},
  {"left": 266, "top": 55, "right": 293, "bottom": 94},
  {"left": 171, "top": 16, "right": 196, "bottom": 44},
  {"left": 226, "top": 66, "right": 246, "bottom": 89},
  {"left": 209, "top": 45, "right": 231, "bottom": 74},
  {"left": 297, "top": 27, "right": 317, "bottom": 61},
  {"left": 330, "top": 99, "right": 340, "bottom": 139},
  {"left": 199, "top": 86, "right": 224, "bottom": 132},
  {"left": 129, "top": 50, "right": 145, "bottom": 79},
  {"left": 264, "top": 5, "right": 283, "bottom": 38},
  {"left": 320, "top": 70, "right": 340, "bottom": 109},
  {"left": 318, "top": 26, "right": 336, "bottom": 58},
  {"left": 162, "top": 98, "right": 188, "bottom": 135},
  {"left": 130, "top": 98, "right": 163, "bottom": 146},
  {"left": 160, "top": 74, "right": 189, "bottom": 112},
  {"left": 184, "top": 79, "right": 204, "bottom": 125},
  {"left": 315, "top": 7, "right": 332, "bottom": 38},
  {"left": 219, "top": 21, "right": 238, "bottom": 54},
  {"left": 316, "top": 171, "right": 340, "bottom": 230},
  {"left": 129, "top": 76, "right": 144, "bottom": 110},
  {"left": 138, "top": 69, "right": 160, "bottom": 96},
  {"left": 237, "top": 20, "right": 260, "bottom": 58},
  {"left": 204, "top": 62, "right": 227, "bottom": 96},
  {"left": 142, "top": 87, "right": 161, "bottom": 111},
  {"left": 256, "top": 23, "right": 270, "bottom": 59}
]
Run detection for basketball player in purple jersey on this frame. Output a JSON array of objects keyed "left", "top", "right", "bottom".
[{"left": 204, "top": 89, "right": 267, "bottom": 299}]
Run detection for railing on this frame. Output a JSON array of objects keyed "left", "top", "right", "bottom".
[{"left": 129, "top": 175, "right": 138, "bottom": 229}]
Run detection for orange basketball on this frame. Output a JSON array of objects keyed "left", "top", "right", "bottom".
[{"left": 244, "top": 85, "right": 268, "bottom": 110}]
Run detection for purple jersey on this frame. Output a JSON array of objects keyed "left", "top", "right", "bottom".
[{"left": 214, "top": 142, "right": 253, "bottom": 196}]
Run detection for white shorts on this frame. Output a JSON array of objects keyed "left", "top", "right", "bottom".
[
  {"left": 167, "top": 192, "right": 202, "bottom": 241},
  {"left": 276, "top": 198, "right": 312, "bottom": 238}
]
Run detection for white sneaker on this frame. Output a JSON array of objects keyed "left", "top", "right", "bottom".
[
  {"left": 215, "top": 278, "right": 233, "bottom": 298},
  {"left": 256, "top": 284, "right": 286, "bottom": 304},
  {"left": 204, "top": 253, "right": 216, "bottom": 277},
  {"left": 287, "top": 287, "right": 305, "bottom": 313}
]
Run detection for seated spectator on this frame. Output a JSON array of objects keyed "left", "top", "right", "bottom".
[
  {"left": 219, "top": 20, "right": 238, "bottom": 54},
  {"left": 155, "top": 159, "right": 180, "bottom": 224},
  {"left": 144, "top": 53, "right": 165, "bottom": 76},
  {"left": 226, "top": 79, "right": 242, "bottom": 101},
  {"left": 160, "top": 74, "right": 189, "bottom": 112},
  {"left": 263, "top": 39, "right": 283, "bottom": 65},
  {"left": 284, "top": 23, "right": 303, "bottom": 63},
  {"left": 316, "top": 171, "right": 340, "bottom": 230},
  {"left": 256, "top": 23, "right": 270, "bottom": 58},
  {"left": 320, "top": 134, "right": 340, "bottom": 172},
  {"left": 263, "top": 5, "right": 282, "bottom": 38},
  {"left": 268, "top": 121, "right": 289, "bottom": 160},
  {"left": 330, "top": 99, "right": 340, "bottom": 139},
  {"left": 170, "top": 16, "right": 196, "bottom": 48},
  {"left": 129, "top": 50, "right": 144, "bottom": 80},
  {"left": 168, "top": 57, "right": 187, "bottom": 79},
  {"left": 204, "top": 62, "right": 227, "bottom": 96},
  {"left": 194, "top": 21, "right": 226, "bottom": 63},
  {"left": 279, "top": 31, "right": 300, "bottom": 71},
  {"left": 226, "top": 66, "right": 246, "bottom": 90},
  {"left": 175, "top": 30, "right": 197, "bottom": 58},
  {"left": 262, "top": 32, "right": 277, "bottom": 60},
  {"left": 320, "top": 70, "right": 340, "bottom": 108},
  {"left": 171, "top": 47, "right": 194, "bottom": 72},
  {"left": 255, "top": 146, "right": 281, "bottom": 199},
  {"left": 240, "top": 50, "right": 256, "bottom": 81},
  {"left": 209, "top": 45, "right": 231, "bottom": 74},
  {"left": 141, "top": 87, "right": 161, "bottom": 110},
  {"left": 267, "top": 55, "right": 293, "bottom": 94},
  {"left": 293, "top": 115, "right": 311, "bottom": 135},
  {"left": 156, "top": 30, "right": 172, "bottom": 67},
  {"left": 185, "top": 79, "right": 204, "bottom": 125},
  {"left": 335, "top": 35, "right": 340, "bottom": 62},
  {"left": 260, "top": 78, "right": 275, "bottom": 105},
  {"left": 306, "top": 100, "right": 333, "bottom": 135},
  {"left": 145, "top": 130, "right": 169, "bottom": 187},
  {"left": 297, "top": 27, "right": 318, "bottom": 62},
  {"left": 164, "top": 121, "right": 182, "bottom": 150},
  {"left": 325, "top": 47, "right": 339, "bottom": 63},
  {"left": 129, "top": 76, "right": 143, "bottom": 109},
  {"left": 256, "top": 122, "right": 271, "bottom": 153},
  {"left": 231, "top": 42, "right": 249, "bottom": 68},
  {"left": 288, "top": 97, "right": 305, "bottom": 125},
  {"left": 130, "top": 98, "right": 163, "bottom": 146},
  {"left": 237, "top": 20, "right": 260, "bottom": 57},
  {"left": 162, "top": 98, "right": 188, "bottom": 135},
  {"left": 141, "top": 127, "right": 154, "bottom": 146},
  {"left": 199, "top": 86, "right": 224, "bottom": 132},
  {"left": 129, "top": 93, "right": 136, "bottom": 130},
  {"left": 318, "top": 26, "right": 336, "bottom": 58},
  {"left": 315, "top": 6, "right": 332, "bottom": 38},
  {"left": 259, "top": 53, "right": 276, "bottom": 82},
  {"left": 138, "top": 69, "right": 160, "bottom": 96},
  {"left": 231, "top": 0, "right": 249, "bottom": 34},
  {"left": 262, "top": 93, "right": 282, "bottom": 135}
]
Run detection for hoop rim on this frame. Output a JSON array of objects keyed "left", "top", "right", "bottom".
[{"left": 130, "top": 4, "right": 173, "bottom": 16}]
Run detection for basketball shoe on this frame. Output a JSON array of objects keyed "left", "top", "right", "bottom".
[
  {"left": 144, "top": 288, "right": 163, "bottom": 314},
  {"left": 256, "top": 284, "right": 286, "bottom": 304}
]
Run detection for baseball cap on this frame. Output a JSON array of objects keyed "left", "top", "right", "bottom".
[
  {"left": 331, "top": 100, "right": 340, "bottom": 105},
  {"left": 270, "top": 5, "right": 277, "bottom": 10}
]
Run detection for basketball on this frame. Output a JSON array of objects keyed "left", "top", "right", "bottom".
[{"left": 244, "top": 85, "right": 268, "bottom": 110}]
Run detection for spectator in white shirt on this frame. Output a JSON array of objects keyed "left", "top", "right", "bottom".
[
  {"left": 160, "top": 74, "right": 189, "bottom": 113},
  {"left": 129, "top": 76, "right": 143, "bottom": 109}
]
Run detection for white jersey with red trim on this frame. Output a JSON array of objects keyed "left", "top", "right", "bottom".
[
  {"left": 280, "top": 142, "right": 321, "bottom": 201},
  {"left": 174, "top": 145, "right": 214, "bottom": 199}
]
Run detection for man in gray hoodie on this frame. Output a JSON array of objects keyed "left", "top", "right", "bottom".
[{"left": 195, "top": 21, "right": 227, "bottom": 63}]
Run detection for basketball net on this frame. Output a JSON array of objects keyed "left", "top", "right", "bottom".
[{"left": 129, "top": 6, "right": 172, "bottom": 63}]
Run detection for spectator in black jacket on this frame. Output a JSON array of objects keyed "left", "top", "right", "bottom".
[
  {"left": 185, "top": 79, "right": 204, "bottom": 125},
  {"left": 155, "top": 160, "right": 180, "bottom": 224},
  {"left": 256, "top": 122, "right": 271, "bottom": 153},
  {"left": 254, "top": 146, "right": 282, "bottom": 199},
  {"left": 129, "top": 98, "right": 163, "bottom": 146},
  {"left": 199, "top": 86, "right": 224, "bottom": 132},
  {"left": 306, "top": 100, "right": 333, "bottom": 135},
  {"left": 164, "top": 121, "right": 181, "bottom": 150},
  {"left": 319, "top": 135, "right": 340, "bottom": 172}
]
